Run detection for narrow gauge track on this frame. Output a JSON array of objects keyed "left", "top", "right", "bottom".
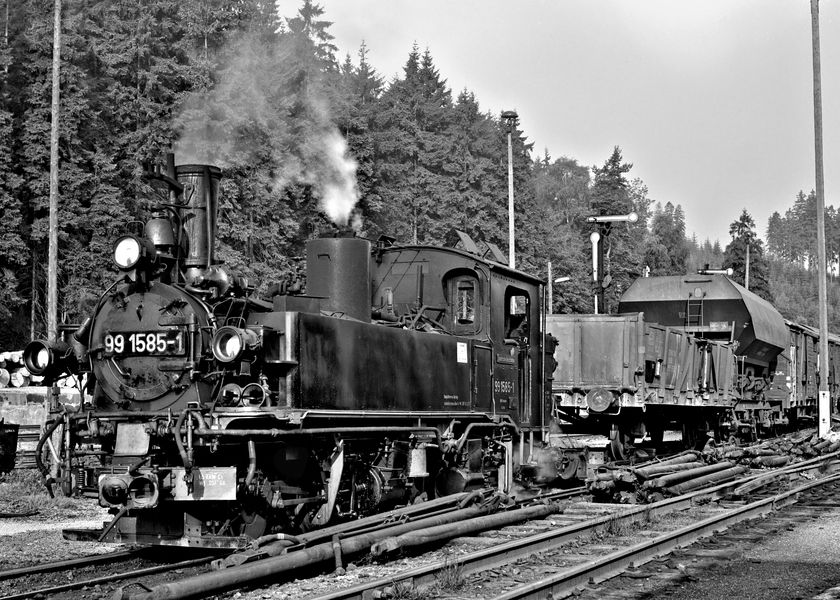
[
  {"left": 103, "top": 488, "right": 587, "bottom": 600},
  {"left": 4, "top": 459, "right": 834, "bottom": 600},
  {"left": 0, "top": 548, "right": 144, "bottom": 582},
  {"left": 0, "top": 549, "right": 218, "bottom": 600},
  {"left": 0, "top": 488, "right": 585, "bottom": 600},
  {"left": 301, "top": 455, "right": 840, "bottom": 600}
]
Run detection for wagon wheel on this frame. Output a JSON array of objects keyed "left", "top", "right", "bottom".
[{"left": 608, "top": 426, "right": 631, "bottom": 462}]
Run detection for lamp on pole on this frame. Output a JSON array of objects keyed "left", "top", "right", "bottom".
[
  {"left": 585, "top": 212, "right": 638, "bottom": 314},
  {"left": 545, "top": 260, "right": 570, "bottom": 314},
  {"left": 501, "top": 110, "right": 518, "bottom": 270}
]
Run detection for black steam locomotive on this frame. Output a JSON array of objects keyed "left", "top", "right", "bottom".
[{"left": 25, "top": 157, "right": 553, "bottom": 547}]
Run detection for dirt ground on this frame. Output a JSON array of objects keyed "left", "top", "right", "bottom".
[{"left": 0, "top": 470, "right": 117, "bottom": 568}]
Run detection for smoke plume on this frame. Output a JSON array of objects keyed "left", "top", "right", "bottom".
[
  {"left": 311, "top": 130, "right": 359, "bottom": 226},
  {"left": 172, "top": 33, "right": 361, "bottom": 227}
]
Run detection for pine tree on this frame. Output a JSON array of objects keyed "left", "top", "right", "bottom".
[
  {"left": 0, "top": 1, "right": 26, "bottom": 340},
  {"left": 285, "top": 0, "right": 337, "bottom": 69},
  {"left": 445, "top": 89, "right": 508, "bottom": 245},
  {"left": 588, "top": 146, "right": 644, "bottom": 312},
  {"left": 724, "top": 209, "right": 772, "bottom": 301},
  {"left": 645, "top": 201, "right": 689, "bottom": 275},
  {"left": 333, "top": 42, "right": 384, "bottom": 233},
  {"left": 375, "top": 45, "right": 456, "bottom": 244}
]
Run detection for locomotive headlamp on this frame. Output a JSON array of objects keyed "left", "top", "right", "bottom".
[
  {"left": 98, "top": 473, "right": 159, "bottom": 509},
  {"left": 114, "top": 235, "right": 142, "bottom": 269},
  {"left": 212, "top": 326, "right": 260, "bottom": 363},
  {"left": 99, "top": 475, "right": 129, "bottom": 507},
  {"left": 23, "top": 339, "right": 74, "bottom": 379},
  {"left": 30, "top": 345, "right": 51, "bottom": 372},
  {"left": 585, "top": 388, "right": 615, "bottom": 413},
  {"left": 127, "top": 474, "right": 159, "bottom": 509},
  {"left": 113, "top": 235, "right": 157, "bottom": 271}
]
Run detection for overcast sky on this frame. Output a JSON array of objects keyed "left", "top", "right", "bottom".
[{"left": 279, "top": 1, "right": 839, "bottom": 245}]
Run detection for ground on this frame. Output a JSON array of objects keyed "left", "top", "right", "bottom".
[{"left": 0, "top": 470, "right": 116, "bottom": 568}]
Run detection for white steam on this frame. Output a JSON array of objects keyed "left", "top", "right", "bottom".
[
  {"left": 172, "top": 34, "right": 361, "bottom": 227},
  {"left": 312, "top": 130, "right": 359, "bottom": 226}
]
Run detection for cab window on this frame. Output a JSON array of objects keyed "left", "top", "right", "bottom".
[
  {"left": 505, "top": 289, "right": 530, "bottom": 343},
  {"left": 447, "top": 274, "right": 481, "bottom": 334}
]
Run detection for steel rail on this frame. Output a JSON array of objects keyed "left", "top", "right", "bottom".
[
  {"left": 492, "top": 473, "right": 840, "bottom": 600},
  {"left": 307, "top": 476, "right": 748, "bottom": 600},
  {"left": 0, "top": 555, "right": 215, "bottom": 600},
  {"left": 0, "top": 548, "right": 144, "bottom": 582},
  {"left": 307, "top": 458, "right": 839, "bottom": 600}
]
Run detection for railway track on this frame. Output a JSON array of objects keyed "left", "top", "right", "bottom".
[
  {"left": 2, "top": 454, "right": 837, "bottom": 600},
  {"left": 9, "top": 424, "right": 39, "bottom": 470},
  {"left": 0, "top": 548, "right": 143, "bottom": 582},
  {"left": 301, "top": 455, "right": 840, "bottom": 600},
  {"left": 0, "top": 548, "right": 218, "bottom": 600}
]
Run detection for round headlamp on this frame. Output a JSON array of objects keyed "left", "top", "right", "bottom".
[
  {"left": 25, "top": 343, "right": 52, "bottom": 373},
  {"left": 99, "top": 475, "right": 129, "bottom": 507},
  {"left": 127, "top": 475, "right": 159, "bottom": 509},
  {"left": 113, "top": 235, "right": 142, "bottom": 270},
  {"left": 212, "top": 326, "right": 259, "bottom": 364},
  {"left": 23, "top": 339, "right": 71, "bottom": 377}
]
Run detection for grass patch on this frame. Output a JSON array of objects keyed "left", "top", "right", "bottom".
[
  {"left": 603, "top": 514, "right": 629, "bottom": 536},
  {"left": 387, "top": 580, "right": 429, "bottom": 600},
  {"left": 0, "top": 469, "right": 90, "bottom": 517},
  {"left": 436, "top": 561, "right": 466, "bottom": 592},
  {"left": 3, "top": 468, "right": 48, "bottom": 493}
]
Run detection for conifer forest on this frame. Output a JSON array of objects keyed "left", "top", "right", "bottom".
[{"left": 0, "top": 0, "right": 838, "bottom": 348}]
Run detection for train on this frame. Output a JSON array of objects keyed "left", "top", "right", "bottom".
[
  {"left": 24, "top": 157, "right": 554, "bottom": 548},
  {"left": 23, "top": 155, "right": 837, "bottom": 547},
  {"left": 544, "top": 273, "right": 840, "bottom": 479}
]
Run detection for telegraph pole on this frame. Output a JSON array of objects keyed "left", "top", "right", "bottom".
[
  {"left": 811, "top": 0, "right": 831, "bottom": 434},
  {"left": 744, "top": 243, "right": 750, "bottom": 291},
  {"left": 501, "top": 110, "right": 518, "bottom": 270},
  {"left": 46, "top": 0, "right": 61, "bottom": 341},
  {"left": 547, "top": 261, "right": 552, "bottom": 315}
]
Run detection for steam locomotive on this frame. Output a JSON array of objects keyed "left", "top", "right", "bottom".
[{"left": 24, "top": 157, "right": 553, "bottom": 547}]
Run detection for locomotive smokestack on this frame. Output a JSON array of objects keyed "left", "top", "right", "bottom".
[{"left": 175, "top": 165, "right": 222, "bottom": 278}]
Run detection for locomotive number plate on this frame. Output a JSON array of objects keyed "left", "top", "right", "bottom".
[{"left": 103, "top": 330, "right": 185, "bottom": 356}]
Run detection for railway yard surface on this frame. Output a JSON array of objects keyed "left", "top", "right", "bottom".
[{"left": 4, "top": 436, "right": 840, "bottom": 600}]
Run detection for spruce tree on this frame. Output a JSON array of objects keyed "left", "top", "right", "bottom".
[
  {"left": 724, "top": 209, "right": 773, "bottom": 302},
  {"left": 587, "top": 146, "right": 644, "bottom": 312}
]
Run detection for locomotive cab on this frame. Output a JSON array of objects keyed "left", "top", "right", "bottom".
[{"left": 371, "top": 236, "right": 546, "bottom": 426}]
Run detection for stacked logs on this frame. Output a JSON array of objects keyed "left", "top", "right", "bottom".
[
  {"left": 0, "top": 351, "right": 31, "bottom": 388},
  {"left": 0, "top": 349, "right": 81, "bottom": 389},
  {"left": 588, "top": 428, "right": 837, "bottom": 503}
]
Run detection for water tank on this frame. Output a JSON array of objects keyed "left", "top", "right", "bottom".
[{"left": 306, "top": 238, "right": 371, "bottom": 322}]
